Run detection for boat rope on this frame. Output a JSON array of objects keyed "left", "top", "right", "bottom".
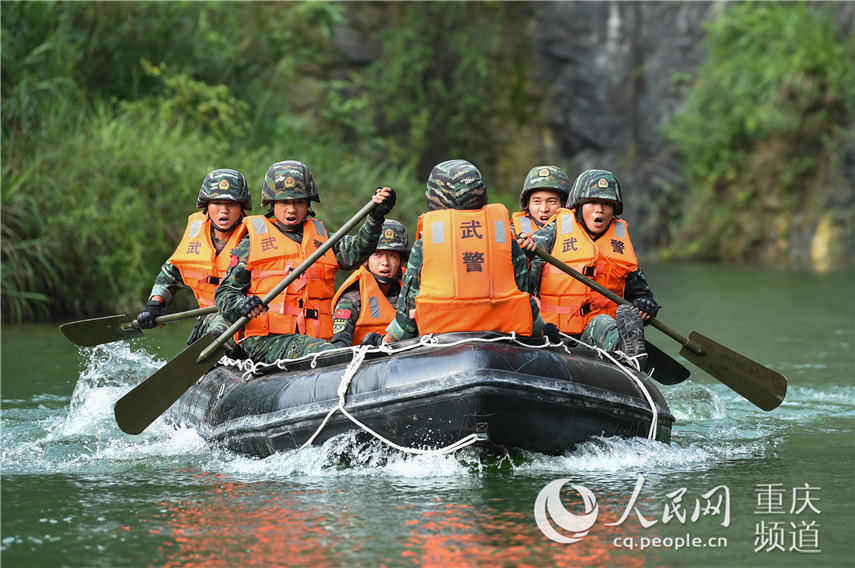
[
  {"left": 556, "top": 332, "right": 659, "bottom": 440},
  {"left": 219, "top": 331, "right": 660, "bottom": 445},
  {"left": 297, "top": 344, "right": 482, "bottom": 455}
]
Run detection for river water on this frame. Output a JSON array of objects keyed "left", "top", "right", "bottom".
[{"left": 2, "top": 263, "right": 853, "bottom": 567}]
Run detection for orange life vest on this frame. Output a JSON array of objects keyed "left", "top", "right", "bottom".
[
  {"left": 539, "top": 211, "right": 638, "bottom": 334},
  {"left": 414, "top": 203, "right": 533, "bottom": 335},
  {"left": 511, "top": 211, "right": 536, "bottom": 236},
  {"left": 239, "top": 215, "right": 338, "bottom": 340},
  {"left": 331, "top": 265, "right": 400, "bottom": 345},
  {"left": 169, "top": 212, "right": 246, "bottom": 308}
]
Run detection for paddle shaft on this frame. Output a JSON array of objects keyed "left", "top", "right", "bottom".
[
  {"left": 534, "top": 247, "right": 787, "bottom": 411},
  {"left": 534, "top": 248, "right": 702, "bottom": 355},
  {"left": 197, "top": 199, "right": 379, "bottom": 362}
]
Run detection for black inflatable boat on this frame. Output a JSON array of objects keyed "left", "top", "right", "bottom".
[{"left": 167, "top": 332, "right": 674, "bottom": 457}]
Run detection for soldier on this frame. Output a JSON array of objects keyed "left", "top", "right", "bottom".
[
  {"left": 512, "top": 165, "right": 572, "bottom": 237},
  {"left": 136, "top": 169, "right": 251, "bottom": 346},
  {"left": 529, "top": 169, "right": 660, "bottom": 367},
  {"left": 329, "top": 219, "right": 409, "bottom": 347},
  {"left": 382, "top": 159, "right": 558, "bottom": 343},
  {"left": 214, "top": 160, "right": 396, "bottom": 363}
]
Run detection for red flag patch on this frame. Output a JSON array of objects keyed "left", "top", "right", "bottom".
[
  {"left": 229, "top": 254, "right": 239, "bottom": 267},
  {"left": 334, "top": 308, "right": 352, "bottom": 319}
]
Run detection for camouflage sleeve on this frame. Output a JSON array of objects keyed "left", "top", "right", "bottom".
[
  {"left": 528, "top": 223, "right": 556, "bottom": 297},
  {"left": 624, "top": 268, "right": 655, "bottom": 301},
  {"left": 512, "top": 240, "right": 544, "bottom": 337},
  {"left": 385, "top": 238, "right": 422, "bottom": 341},
  {"left": 329, "top": 288, "right": 362, "bottom": 347},
  {"left": 333, "top": 215, "right": 383, "bottom": 270},
  {"left": 214, "top": 235, "right": 252, "bottom": 324},
  {"left": 148, "top": 260, "right": 186, "bottom": 304}
]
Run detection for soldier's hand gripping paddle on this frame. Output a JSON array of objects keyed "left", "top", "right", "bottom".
[
  {"left": 535, "top": 248, "right": 787, "bottom": 411},
  {"left": 59, "top": 307, "right": 217, "bottom": 347},
  {"left": 114, "top": 199, "right": 380, "bottom": 435}
]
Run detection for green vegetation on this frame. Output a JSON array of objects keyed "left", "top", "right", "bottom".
[
  {"left": 1, "top": 2, "right": 532, "bottom": 322},
  {"left": 663, "top": 2, "right": 855, "bottom": 263}
]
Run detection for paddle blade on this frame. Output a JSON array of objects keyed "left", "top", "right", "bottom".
[
  {"left": 59, "top": 315, "right": 143, "bottom": 347},
  {"left": 645, "top": 340, "right": 691, "bottom": 385},
  {"left": 679, "top": 331, "right": 787, "bottom": 411},
  {"left": 114, "top": 334, "right": 225, "bottom": 435}
]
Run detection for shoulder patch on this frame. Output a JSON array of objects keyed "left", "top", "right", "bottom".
[
  {"left": 334, "top": 308, "right": 352, "bottom": 319},
  {"left": 229, "top": 254, "right": 239, "bottom": 267}
]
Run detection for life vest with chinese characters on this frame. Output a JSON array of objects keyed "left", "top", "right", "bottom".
[
  {"left": 169, "top": 212, "right": 247, "bottom": 308},
  {"left": 238, "top": 216, "right": 338, "bottom": 340},
  {"left": 539, "top": 211, "right": 638, "bottom": 334},
  {"left": 331, "top": 265, "right": 400, "bottom": 345},
  {"left": 414, "top": 203, "right": 533, "bottom": 335}
]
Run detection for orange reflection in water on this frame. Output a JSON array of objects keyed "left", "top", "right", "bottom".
[
  {"left": 395, "top": 499, "right": 656, "bottom": 567},
  {"left": 150, "top": 475, "right": 344, "bottom": 568},
  {"left": 139, "top": 473, "right": 665, "bottom": 567}
]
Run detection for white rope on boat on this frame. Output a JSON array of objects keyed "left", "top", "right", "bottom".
[
  {"left": 297, "top": 343, "right": 481, "bottom": 454},
  {"left": 557, "top": 332, "right": 659, "bottom": 440},
  {"left": 218, "top": 331, "right": 660, "bottom": 448}
]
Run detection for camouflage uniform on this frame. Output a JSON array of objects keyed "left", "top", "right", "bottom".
[
  {"left": 329, "top": 280, "right": 402, "bottom": 347},
  {"left": 386, "top": 159, "right": 545, "bottom": 341},
  {"left": 216, "top": 213, "right": 386, "bottom": 363},
  {"left": 529, "top": 169, "right": 654, "bottom": 350}
]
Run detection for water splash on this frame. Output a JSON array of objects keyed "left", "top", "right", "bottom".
[{"left": 3, "top": 341, "right": 853, "bottom": 480}]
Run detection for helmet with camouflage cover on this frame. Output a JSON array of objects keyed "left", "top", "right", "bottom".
[
  {"left": 197, "top": 169, "right": 252, "bottom": 210},
  {"left": 425, "top": 159, "right": 487, "bottom": 211},
  {"left": 568, "top": 169, "right": 623, "bottom": 215},
  {"left": 376, "top": 219, "right": 410, "bottom": 261},
  {"left": 520, "top": 165, "right": 571, "bottom": 211},
  {"left": 261, "top": 160, "right": 319, "bottom": 208}
]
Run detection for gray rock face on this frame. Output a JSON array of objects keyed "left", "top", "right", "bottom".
[{"left": 527, "top": 2, "right": 719, "bottom": 255}]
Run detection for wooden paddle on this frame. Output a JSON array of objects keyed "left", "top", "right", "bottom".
[
  {"left": 59, "top": 307, "right": 217, "bottom": 347},
  {"left": 534, "top": 248, "right": 787, "bottom": 411},
  {"left": 114, "top": 199, "right": 379, "bottom": 435}
]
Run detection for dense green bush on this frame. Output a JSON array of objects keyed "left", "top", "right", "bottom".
[
  {"left": 663, "top": 2, "right": 855, "bottom": 261},
  {"left": 2, "top": 1, "right": 533, "bottom": 322}
]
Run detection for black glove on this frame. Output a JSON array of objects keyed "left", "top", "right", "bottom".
[
  {"left": 544, "top": 323, "right": 561, "bottom": 344},
  {"left": 360, "top": 332, "right": 384, "bottom": 347},
  {"left": 369, "top": 187, "right": 396, "bottom": 220},
  {"left": 632, "top": 296, "right": 660, "bottom": 322},
  {"left": 236, "top": 295, "right": 264, "bottom": 318},
  {"left": 136, "top": 300, "right": 164, "bottom": 329}
]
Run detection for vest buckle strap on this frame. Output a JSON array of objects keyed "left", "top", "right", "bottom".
[
  {"left": 579, "top": 303, "right": 592, "bottom": 315},
  {"left": 583, "top": 266, "right": 596, "bottom": 277},
  {"left": 205, "top": 276, "right": 220, "bottom": 285},
  {"left": 304, "top": 308, "right": 319, "bottom": 319}
]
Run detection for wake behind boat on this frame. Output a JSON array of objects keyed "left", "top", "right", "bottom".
[{"left": 166, "top": 332, "right": 674, "bottom": 457}]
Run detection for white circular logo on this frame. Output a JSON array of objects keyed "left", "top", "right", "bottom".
[{"left": 534, "top": 478, "right": 599, "bottom": 543}]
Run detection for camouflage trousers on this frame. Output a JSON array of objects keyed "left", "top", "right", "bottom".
[
  {"left": 239, "top": 333, "right": 336, "bottom": 364},
  {"left": 579, "top": 314, "right": 621, "bottom": 351},
  {"left": 188, "top": 312, "right": 242, "bottom": 356},
  {"left": 188, "top": 312, "right": 230, "bottom": 344}
]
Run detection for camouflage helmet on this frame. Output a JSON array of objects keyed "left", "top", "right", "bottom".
[
  {"left": 197, "top": 169, "right": 252, "bottom": 210},
  {"left": 425, "top": 159, "right": 487, "bottom": 211},
  {"left": 261, "top": 160, "right": 319, "bottom": 208},
  {"left": 520, "top": 165, "right": 571, "bottom": 211},
  {"left": 568, "top": 169, "right": 623, "bottom": 215},
  {"left": 375, "top": 219, "right": 410, "bottom": 260}
]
